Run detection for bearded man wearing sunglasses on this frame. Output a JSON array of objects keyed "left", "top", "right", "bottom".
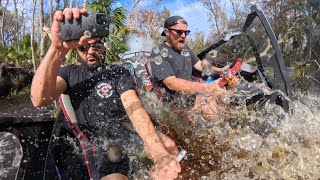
[
  {"left": 149, "top": 16, "right": 236, "bottom": 115},
  {"left": 30, "top": 8, "right": 181, "bottom": 180}
]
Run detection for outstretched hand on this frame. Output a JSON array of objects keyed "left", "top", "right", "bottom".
[
  {"left": 151, "top": 154, "right": 181, "bottom": 180},
  {"left": 50, "top": 8, "right": 95, "bottom": 54},
  {"left": 206, "top": 79, "right": 230, "bottom": 95}
]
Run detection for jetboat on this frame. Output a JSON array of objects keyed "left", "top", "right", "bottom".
[{"left": 0, "top": 5, "right": 292, "bottom": 180}]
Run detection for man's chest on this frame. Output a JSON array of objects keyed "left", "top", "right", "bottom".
[
  {"left": 68, "top": 72, "right": 120, "bottom": 105},
  {"left": 168, "top": 53, "right": 193, "bottom": 78}
]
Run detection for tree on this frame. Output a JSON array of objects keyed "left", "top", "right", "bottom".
[
  {"left": 31, "top": 0, "right": 37, "bottom": 71},
  {"left": 88, "top": 0, "right": 129, "bottom": 62},
  {"left": 0, "top": 0, "right": 9, "bottom": 46},
  {"left": 229, "top": 0, "right": 242, "bottom": 27},
  {"left": 186, "top": 32, "right": 210, "bottom": 55},
  {"left": 127, "top": 0, "right": 142, "bottom": 28},
  {"left": 55, "top": 0, "right": 60, "bottom": 10},
  {"left": 201, "top": 0, "right": 229, "bottom": 39},
  {"left": 49, "top": 0, "right": 53, "bottom": 25},
  {"left": 39, "top": 0, "right": 45, "bottom": 60},
  {"left": 127, "top": 4, "right": 170, "bottom": 42}
]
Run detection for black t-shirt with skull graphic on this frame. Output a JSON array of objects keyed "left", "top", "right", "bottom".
[{"left": 58, "top": 64, "right": 135, "bottom": 135}]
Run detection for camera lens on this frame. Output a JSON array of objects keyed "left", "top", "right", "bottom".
[{"left": 96, "top": 14, "right": 109, "bottom": 25}]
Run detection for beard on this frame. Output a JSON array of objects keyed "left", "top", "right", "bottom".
[
  {"left": 79, "top": 54, "right": 103, "bottom": 71},
  {"left": 168, "top": 37, "right": 185, "bottom": 53},
  {"left": 172, "top": 42, "right": 184, "bottom": 52},
  {"left": 81, "top": 60, "right": 101, "bottom": 71}
]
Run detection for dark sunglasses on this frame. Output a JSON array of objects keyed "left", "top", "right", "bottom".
[
  {"left": 77, "top": 43, "right": 106, "bottom": 52},
  {"left": 168, "top": 28, "right": 191, "bottom": 36}
]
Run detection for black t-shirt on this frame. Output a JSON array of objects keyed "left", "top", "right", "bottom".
[
  {"left": 58, "top": 64, "right": 135, "bottom": 131},
  {"left": 149, "top": 42, "right": 199, "bottom": 99}
]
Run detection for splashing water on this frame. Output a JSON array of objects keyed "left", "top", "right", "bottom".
[
  {"left": 153, "top": 56, "right": 163, "bottom": 65},
  {"left": 84, "top": 30, "right": 92, "bottom": 38},
  {"left": 140, "top": 79, "right": 320, "bottom": 179},
  {"left": 160, "top": 48, "right": 169, "bottom": 58},
  {"left": 0, "top": 132, "right": 23, "bottom": 179},
  {"left": 1, "top": 82, "right": 319, "bottom": 179}
]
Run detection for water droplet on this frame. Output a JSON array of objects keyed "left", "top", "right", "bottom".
[
  {"left": 160, "top": 48, "right": 168, "bottom": 57},
  {"left": 84, "top": 30, "right": 92, "bottom": 38},
  {"left": 138, "top": 57, "right": 148, "bottom": 64},
  {"left": 153, "top": 46, "right": 160, "bottom": 54},
  {"left": 104, "top": 42, "right": 111, "bottom": 50},
  {"left": 92, "top": 28, "right": 96, "bottom": 32},
  {"left": 153, "top": 56, "right": 162, "bottom": 65},
  {"left": 110, "top": 24, "right": 118, "bottom": 34},
  {"left": 181, "top": 48, "right": 190, "bottom": 56}
]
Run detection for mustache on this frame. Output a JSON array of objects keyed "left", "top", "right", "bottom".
[
  {"left": 87, "top": 54, "right": 100, "bottom": 60},
  {"left": 178, "top": 38, "right": 185, "bottom": 42}
]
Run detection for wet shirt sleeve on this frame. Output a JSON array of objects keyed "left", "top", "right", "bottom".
[
  {"left": 58, "top": 65, "right": 71, "bottom": 91},
  {"left": 115, "top": 66, "right": 136, "bottom": 95},
  {"left": 58, "top": 66, "right": 69, "bottom": 81}
]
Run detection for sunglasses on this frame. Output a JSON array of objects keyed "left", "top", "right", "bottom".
[
  {"left": 77, "top": 43, "right": 106, "bottom": 52},
  {"left": 168, "top": 28, "right": 191, "bottom": 36}
]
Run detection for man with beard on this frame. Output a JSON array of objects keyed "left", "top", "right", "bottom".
[
  {"left": 31, "top": 8, "right": 181, "bottom": 180},
  {"left": 149, "top": 16, "right": 236, "bottom": 114}
]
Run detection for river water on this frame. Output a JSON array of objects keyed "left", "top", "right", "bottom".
[
  {"left": 140, "top": 80, "right": 320, "bottom": 179},
  {"left": 0, "top": 95, "right": 54, "bottom": 118},
  {"left": 1, "top": 84, "right": 320, "bottom": 179}
]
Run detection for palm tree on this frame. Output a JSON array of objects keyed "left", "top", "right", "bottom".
[{"left": 88, "top": 0, "right": 128, "bottom": 62}]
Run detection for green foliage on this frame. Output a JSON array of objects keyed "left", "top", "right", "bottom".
[
  {"left": 88, "top": 0, "right": 128, "bottom": 62},
  {"left": 88, "top": 0, "right": 113, "bottom": 13},
  {"left": 0, "top": 34, "right": 37, "bottom": 69},
  {"left": 65, "top": 49, "right": 79, "bottom": 64},
  {"left": 10, "top": 87, "right": 31, "bottom": 98},
  {"left": 105, "top": 34, "right": 128, "bottom": 62},
  {"left": 187, "top": 32, "right": 210, "bottom": 55}
]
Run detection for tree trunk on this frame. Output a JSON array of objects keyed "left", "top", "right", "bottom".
[
  {"left": 55, "top": 0, "right": 60, "bottom": 10},
  {"left": 229, "top": 0, "right": 241, "bottom": 26},
  {"left": 69, "top": 0, "right": 74, "bottom": 8},
  {"left": 31, "top": 0, "right": 37, "bottom": 71},
  {"left": 147, "top": 0, "right": 162, "bottom": 37},
  {"left": 63, "top": 0, "right": 68, "bottom": 9},
  {"left": 39, "top": 0, "right": 45, "bottom": 61},
  {"left": 76, "top": 0, "right": 80, "bottom": 8},
  {"left": 50, "top": 0, "right": 53, "bottom": 25},
  {"left": 0, "top": 0, "right": 9, "bottom": 46},
  {"left": 21, "top": 0, "right": 26, "bottom": 37},
  {"left": 127, "top": 0, "right": 142, "bottom": 28},
  {"left": 13, "top": 0, "right": 19, "bottom": 51}
]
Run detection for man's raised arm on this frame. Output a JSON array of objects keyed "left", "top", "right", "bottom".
[{"left": 31, "top": 8, "right": 90, "bottom": 107}]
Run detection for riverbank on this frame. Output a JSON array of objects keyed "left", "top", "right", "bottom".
[{"left": 0, "top": 90, "right": 54, "bottom": 118}]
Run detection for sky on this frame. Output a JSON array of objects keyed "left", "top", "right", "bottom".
[
  {"left": 115, "top": 0, "right": 214, "bottom": 38},
  {"left": 6, "top": 0, "right": 239, "bottom": 39}
]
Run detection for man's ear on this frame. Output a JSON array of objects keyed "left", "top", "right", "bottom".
[{"left": 164, "top": 28, "right": 170, "bottom": 36}]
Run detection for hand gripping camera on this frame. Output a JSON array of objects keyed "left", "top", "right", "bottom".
[{"left": 60, "top": 13, "right": 110, "bottom": 41}]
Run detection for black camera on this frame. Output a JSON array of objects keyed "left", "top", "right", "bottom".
[{"left": 60, "top": 13, "right": 110, "bottom": 41}]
